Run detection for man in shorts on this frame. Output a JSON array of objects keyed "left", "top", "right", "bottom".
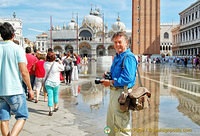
[{"left": 0, "top": 22, "right": 34, "bottom": 136}]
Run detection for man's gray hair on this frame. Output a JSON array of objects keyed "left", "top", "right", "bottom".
[{"left": 111, "top": 31, "right": 128, "bottom": 41}]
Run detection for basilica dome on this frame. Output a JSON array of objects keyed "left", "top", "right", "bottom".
[
  {"left": 67, "top": 18, "right": 78, "bottom": 30},
  {"left": 111, "top": 16, "right": 126, "bottom": 32},
  {"left": 82, "top": 12, "right": 103, "bottom": 31}
]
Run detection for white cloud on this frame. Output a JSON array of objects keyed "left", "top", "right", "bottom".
[
  {"left": 28, "top": 28, "right": 45, "bottom": 33},
  {"left": 0, "top": 0, "right": 25, "bottom": 7}
]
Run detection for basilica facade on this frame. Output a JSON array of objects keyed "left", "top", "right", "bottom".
[{"left": 44, "top": 8, "right": 131, "bottom": 58}]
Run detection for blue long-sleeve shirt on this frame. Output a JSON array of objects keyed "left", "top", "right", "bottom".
[{"left": 110, "top": 49, "right": 138, "bottom": 88}]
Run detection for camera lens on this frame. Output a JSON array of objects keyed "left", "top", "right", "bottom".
[{"left": 95, "top": 78, "right": 103, "bottom": 84}]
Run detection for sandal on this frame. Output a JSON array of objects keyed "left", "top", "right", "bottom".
[
  {"left": 53, "top": 107, "right": 59, "bottom": 112},
  {"left": 49, "top": 111, "right": 53, "bottom": 116}
]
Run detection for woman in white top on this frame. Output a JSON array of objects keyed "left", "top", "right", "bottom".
[
  {"left": 44, "top": 52, "right": 64, "bottom": 116},
  {"left": 71, "top": 53, "right": 79, "bottom": 81}
]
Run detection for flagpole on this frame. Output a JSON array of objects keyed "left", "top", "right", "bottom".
[
  {"left": 76, "top": 13, "right": 79, "bottom": 55},
  {"left": 50, "top": 16, "right": 52, "bottom": 49}
]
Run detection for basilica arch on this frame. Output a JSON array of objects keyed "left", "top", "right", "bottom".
[
  {"left": 96, "top": 45, "right": 105, "bottom": 57},
  {"left": 108, "top": 45, "right": 116, "bottom": 56},
  {"left": 65, "top": 45, "right": 73, "bottom": 53},
  {"left": 79, "top": 27, "right": 93, "bottom": 41},
  {"left": 54, "top": 46, "right": 63, "bottom": 54},
  {"left": 79, "top": 42, "right": 91, "bottom": 57}
]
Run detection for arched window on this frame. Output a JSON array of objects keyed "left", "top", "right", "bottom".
[
  {"left": 164, "top": 32, "right": 169, "bottom": 39},
  {"left": 160, "top": 46, "right": 162, "bottom": 50}
]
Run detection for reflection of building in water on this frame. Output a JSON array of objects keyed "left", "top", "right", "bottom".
[
  {"left": 80, "top": 82, "right": 105, "bottom": 111},
  {"left": 71, "top": 84, "right": 80, "bottom": 97},
  {"left": 60, "top": 86, "right": 79, "bottom": 107},
  {"left": 173, "top": 77, "right": 200, "bottom": 96},
  {"left": 80, "top": 64, "right": 88, "bottom": 75},
  {"left": 159, "top": 65, "right": 172, "bottom": 96},
  {"left": 171, "top": 89, "right": 200, "bottom": 126},
  {"left": 132, "top": 67, "right": 160, "bottom": 136}
]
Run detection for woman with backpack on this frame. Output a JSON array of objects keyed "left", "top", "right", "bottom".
[{"left": 63, "top": 51, "right": 73, "bottom": 85}]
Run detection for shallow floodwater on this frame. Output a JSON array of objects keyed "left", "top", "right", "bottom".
[{"left": 60, "top": 62, "right": 200, "bottom": 136}]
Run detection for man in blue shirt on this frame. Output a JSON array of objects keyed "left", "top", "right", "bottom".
[
  {"left": 101, "top": 32, "right": 138, "bottom": 136},
  {"left": 0, "top": 22, "right": 34, "bottom": 136}
]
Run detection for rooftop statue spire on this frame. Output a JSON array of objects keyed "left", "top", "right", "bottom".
[
  {"left": 90, "top": 3, "right": 93, "bottom": 15},
  {"left": 71, "top": 12, "right": 75, "bottom": 22},
  {"left": 117, "top": 13, "right": 120, "bottom": 21},
  {"left": 13, "top": 12, "right": 16, "bottom": 18}
]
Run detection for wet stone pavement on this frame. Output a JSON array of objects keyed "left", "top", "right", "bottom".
[{"left": 7, "top": 62, "right": 200, "bottom": 136}]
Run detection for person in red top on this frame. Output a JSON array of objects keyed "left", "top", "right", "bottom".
[
  {"left": 22, "top": 47, "right": 38, "bottom": 99},
  {"left": 33, "top": 53, "right": 46, "bottom": 103},
  {"left": 74, "top": 53, "right": 81, "bottom": 73}
]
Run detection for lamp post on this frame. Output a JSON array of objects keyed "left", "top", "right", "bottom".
[
  {"left": 50, "top": 16, "right": 52, "bottom": 49},
  {"left": 76, "top": 13, "right": 79, "bottom": 55}
]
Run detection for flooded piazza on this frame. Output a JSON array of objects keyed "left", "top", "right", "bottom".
[{"left": 60, "top": 61, "right": 200, "bottom": 136}]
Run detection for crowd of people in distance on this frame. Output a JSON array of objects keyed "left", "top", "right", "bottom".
[{"left": 142, "top": 55, "right": 200, "bottom": 69}]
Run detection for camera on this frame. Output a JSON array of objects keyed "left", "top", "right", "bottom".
[
  {"left": 95, "top": 77, "right": 104, "bottom": 84},
  {"left": 104, "top": 72, "right": 112, "bottom": 80},
  {"left": 55, "top": 57, "right": 61, "bottom": 62},
  {"left": 94, "top": 72, "right": 112, "bottom": 84}
]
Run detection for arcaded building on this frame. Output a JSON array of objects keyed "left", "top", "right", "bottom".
[
  {"left": 172, "top": 0, "right": 200, "bottom": 56},
  {"left": 132, "top": 0, "right": 160, "bottom": 55}
]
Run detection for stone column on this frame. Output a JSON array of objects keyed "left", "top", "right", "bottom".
[
  {"left": 185, "top": 31, "right": 187, "bottom": 41},
  {"left": 194, "top": 28, "right": 197, "bottom": 40},
  {"left": 191, "top": 29, "right": 193, "bottom": 40},
  {"left": 190, "top": 48, "right": 192, "bottom": 56},
  {"left": 197, "top": 48, "right": 199, "bottom": 55},
  {"left": 105, "top": 46, "right": 108, "bottom": 56},
  {"left": 182, "top": 32, "right": 184, "bottom": 42},
  {"left": 198, "top": 27, "right": 200, "bottom": 39},
  {"left": 193, "top": 48, "right": 196, "bottom": 56},
  {"left": 91, "top": 47, "right": 97, "bottom": 60}
]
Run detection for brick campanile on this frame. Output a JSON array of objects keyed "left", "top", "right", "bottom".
[{"left": 132, "top": 0, "right": 160, "bottom": 55}]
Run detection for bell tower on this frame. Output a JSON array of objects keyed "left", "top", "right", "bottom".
[{"left": 132, "top": 0, "right": 160, "bottom": 55}]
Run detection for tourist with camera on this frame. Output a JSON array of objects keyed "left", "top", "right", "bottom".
[
  {"left": 101, "top": 32, "right": 138, "bottom": 136},
  {"left": 44, "top": 52, "right": 64, "bottom": 116}
]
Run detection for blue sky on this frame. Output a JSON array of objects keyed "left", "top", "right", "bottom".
[{"left": 0, "top": 0, "right": 198, "bottom": 41}]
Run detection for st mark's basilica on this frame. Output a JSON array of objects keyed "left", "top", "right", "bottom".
[{"left": 45, "top": 7, "right": 131, "bottom": 58}]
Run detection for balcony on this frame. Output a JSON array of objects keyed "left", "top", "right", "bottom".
[
  {"left": 179, "top": 38, "right": 200, "bottom": 47},
  {"left": 180, "top": 17, "right": 200, "bottom": 30}
]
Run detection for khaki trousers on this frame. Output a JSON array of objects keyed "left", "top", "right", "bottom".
[{"left": 107, "top": 88, "right": 131, "bottom": 136}]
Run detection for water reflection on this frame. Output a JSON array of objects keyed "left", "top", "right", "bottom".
[
  {"left": 79, "top": 64, "right": 88, "bottom": 75},
  {"left": 79, "top": 60, "right": 111, "bottom": 77},
  {"left": 60, "top": 62, "right": 200, "bottom": 135},
  {"left": 172, "top": 89, "right": 200, "bottom": 126},
  {"left": 131, "top": 65, "right": 160, "bottom": 136},
  {"left": 79, "top": 82, "right": 104, "bottom": 111}
]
